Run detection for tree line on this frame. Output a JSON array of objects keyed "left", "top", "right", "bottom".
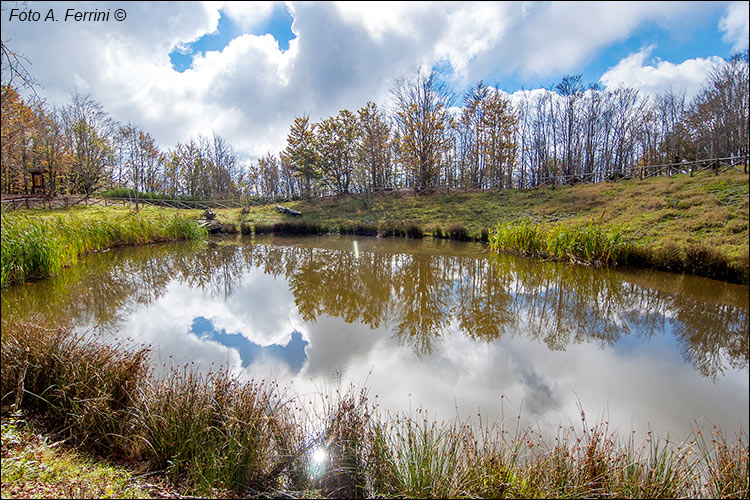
[{"left": 2, "top": 45, "right": 747, "bottom": 200}]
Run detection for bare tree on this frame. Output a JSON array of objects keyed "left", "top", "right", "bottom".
[
  {"left": 61, "top": 92, "right": 115, "bottom": 195},
  {"left": 391, "top": 67, "right": 453, "bottom": 190}
]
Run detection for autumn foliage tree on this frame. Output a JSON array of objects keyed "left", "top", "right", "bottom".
[
  {"left": 1, "top": 47, "right": 747, "bottom": 202},
  {"left": 282, "top": 115, "right": 319, "bottom": 198},
  {"left": 0, "top": 84, "right": 38, "bottom": 193},
  {"left": 391, "top": 68, "right": 453, "bottom": 190}
]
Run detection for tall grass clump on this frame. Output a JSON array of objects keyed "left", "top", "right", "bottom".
[
  {"left": 338, "top": 223, "right": 379, "bottom": 237},
  {"left": 314, "top": 387, "right": 374, "bottom": 498},
  {"left": 131, "top": 367, "right": 303, "bottom": 494},
  {"left": 368, "top": 414, "right": 470, "bottom": 498},
  {"left": 253, "top": 222, "right": 274, "bottom": 235},
  {"left": 0, "top": 319, "right": 305, "bottom": 496},
  {"left": 0, "top": 318, "right": 150, "bottom": 454},
  {"left": 694, "top": 427, "right": 750, "bottom": 499},
  {"left": 490, "top": 218, "right": 627, "bottom": 266},
  {"left": 378, "top": 223, "right": 424, "bottom": 239},
  {"left": 447, "top": 224, "right": 470, "bottom": 241},
  {"left": 490, "top": 218, "right": 545, "bottom": 256},
  {"left": 619, "top": 243, "right": 748, "bottom": 284},
  {"left": 1, "top": 212, "right": 206, "bottom": 286}
]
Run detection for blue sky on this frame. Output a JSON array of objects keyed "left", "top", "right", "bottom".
[
  {"left": 2, "top": 1, "right": 748, "bottom": 160},
  {"left": 168, "top": 2, "right": 740, "bottom": 90},
  {"left": 169, "top": 3, "right": 296, "bottom": 72}
]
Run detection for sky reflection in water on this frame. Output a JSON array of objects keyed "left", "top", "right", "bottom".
[{"left": 2, "top": 235, "right": 747, "bottom": 439}]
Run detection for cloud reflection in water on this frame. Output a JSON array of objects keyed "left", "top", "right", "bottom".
[{"left": 1, "top": 236, "right": 747, "bottom": 441}]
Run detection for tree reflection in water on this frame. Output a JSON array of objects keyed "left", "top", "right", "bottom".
[{"left": 2, "top": 236, "right": 747, "bottom": 379}]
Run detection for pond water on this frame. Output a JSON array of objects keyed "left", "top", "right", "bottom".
[{"left": 2, "top": 235, "right": 748, "bottom": 439}]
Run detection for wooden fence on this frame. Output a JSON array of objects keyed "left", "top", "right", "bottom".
[
  {"left": 0, "top": 194, "right": 280, "bottom": 212},
  {"left": 530, "top": 155, "right": 747, "bottom": 188},
  {"left": 1, "top": 155, "right": 747, "bottom": 212}
]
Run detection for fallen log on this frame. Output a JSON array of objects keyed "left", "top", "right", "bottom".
[{"left": 275, "top": 205, "right": 302, "bottom": 217}]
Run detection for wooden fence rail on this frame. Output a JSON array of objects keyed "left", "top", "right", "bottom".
[{"left": 2, "top": 155, "right": 747, "bottom": 212}]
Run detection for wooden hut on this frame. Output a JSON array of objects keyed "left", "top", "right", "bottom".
[{"left": 29, "top": 166, "right": 47, "bottom": 194}]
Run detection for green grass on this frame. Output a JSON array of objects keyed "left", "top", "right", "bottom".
[
  {"left": 489, "top": 218, "right": 628, "bottom": 266},
  {"left": 1, "top": 209, "right": 206, "bottom": 286},
  {"left": 3, "top": 171, "right": 748, "bottom": 283},
  {"left": 2, "top": 319, "right": 748, "bottom": 498},
  {"left": 214, "top": 172, "right": 748, "bottom": 281}
]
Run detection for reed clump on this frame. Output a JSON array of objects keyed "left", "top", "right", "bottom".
[
  {"left": 490, "top": 218, "right": 627, "bottom": 266},
  {"left": 489, "top": 218, "right": 748, "bottom": 283},
  {"left": 0, "top": 212, "right": 206, "bottom": 287},
  {"left": 2, "top": 319, "right": 748, "bottom": 498},
  {"left": 0, "top": 318, "right": 149, "bottom": 454}
]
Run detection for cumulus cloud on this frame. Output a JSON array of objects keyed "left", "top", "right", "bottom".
[
  {"left": 599, "top": 47, "right": 722, "bottom": 100},
  {"left": 462, "top": 1, "right": 715, "bottom": 82},
  {"left": 0, "top": 1, "right": 731, "bottom": 162},
  {"left": 221, "top": 1, "right": 275, "bottom": 31},
  {"left": 719, "top": 1, "right": 750, "bottom": 53}
]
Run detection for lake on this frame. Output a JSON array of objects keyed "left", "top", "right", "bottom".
[{"left": 2, "top": 235, "right": 747, "bottom": 440}]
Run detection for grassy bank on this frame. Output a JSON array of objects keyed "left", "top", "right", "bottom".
[
  {"left": 2, "top": 171, "right": 748, "bottom": 282},
  {"left": 1, "top": 320, "right": 747, "bottom": 499},
  {"left": 0, "top": 208, "right": 206, "bottom": 287},
  {"left": 488, "top": 218, "right": 748, "bottom": 283},
  {"left": 228, "top": 171, "right": 749, "bottom": 282}
]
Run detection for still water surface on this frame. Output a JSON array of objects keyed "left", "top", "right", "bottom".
[{"left": 2, "top": 235, "right": 748, "bottom": 439}]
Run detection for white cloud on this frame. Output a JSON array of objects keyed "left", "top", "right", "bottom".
[
  {"left": 221, "top": 1, "right": 275, "bottom": 31},
  {"left": 463, "top": 1, "right": 715, "bottom": 82},
  {"left": 0, "top": 1, "right": 734, "bottom": 163},
  {"left": 599, "top": 47, "right": 722, "bottom": 100},
  {"left": 719, "top": 1, "right": 750, "bottom": 53}
]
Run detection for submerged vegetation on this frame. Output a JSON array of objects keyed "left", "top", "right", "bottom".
[
  {"left": 1, "top": 319, "right": 747, "bottom": 498},
  {"left": 0, "top": 210, "right": 206, "bottom": 287}
]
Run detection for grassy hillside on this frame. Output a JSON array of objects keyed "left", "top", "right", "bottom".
[
  {"left": 3, "top": 171, "right": 748, "bottom": 282},
  {"left": 227, "top": 171, "right": 749, "bottom": 276}
]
